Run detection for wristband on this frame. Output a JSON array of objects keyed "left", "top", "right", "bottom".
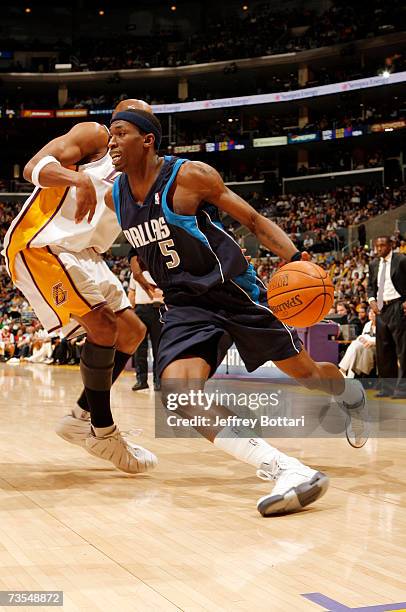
[
  {"left": 290, "top": 251, "right": 302, "bottom": 262},
  {"left": 31, "top": 155, "right": 61, "bottom": 187}
]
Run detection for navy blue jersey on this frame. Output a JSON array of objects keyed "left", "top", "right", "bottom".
[{"left": 112, "top": 155, "right": 266, "bottom": 307}]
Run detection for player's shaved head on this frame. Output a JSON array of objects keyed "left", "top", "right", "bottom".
[{"left": 114, "top": 99, "right": 153, "bottom": 115}]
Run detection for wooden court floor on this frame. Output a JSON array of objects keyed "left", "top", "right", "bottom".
[{"left": 0, "top": 363, "right": 405, "bottom": 612}]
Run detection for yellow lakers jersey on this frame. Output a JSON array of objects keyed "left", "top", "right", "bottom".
[{"left": 3, "top": 151, "right": 120, "bottom": 281}]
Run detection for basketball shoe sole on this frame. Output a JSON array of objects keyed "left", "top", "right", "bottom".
[{"left": 256, "top": 458, "right": 329, "bottom": 516}]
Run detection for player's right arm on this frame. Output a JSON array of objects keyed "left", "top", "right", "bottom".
[{"left": 23, "top": 122, "right": 108, "bottom": 223}]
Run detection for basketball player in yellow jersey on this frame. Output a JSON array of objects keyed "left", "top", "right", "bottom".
[{"left": 2, "top": 101, "right": 157, "bottom": 474}]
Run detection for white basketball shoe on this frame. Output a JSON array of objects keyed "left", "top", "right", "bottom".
[
  {"left": 56, "top": 411, "right": 157, "bottom": 474},
  {"left": 85, "top": 427, "right": 158, "bottom": 474},
  {"left": 337, "top": 388, "right": 369, "bottom": 448},
  {"left": 256, "top": 456, "right": 329, "bottom": 516},
  {"left": 55, "top": 409, "right": 91, "bottom": 448}
]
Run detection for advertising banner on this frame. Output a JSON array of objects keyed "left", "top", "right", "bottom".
[
  {"left": 21, "top": 110, "right": 55, "bottom": 118},
  {"left": 253, "top": 136, "right": 288, "bottom": 147}
]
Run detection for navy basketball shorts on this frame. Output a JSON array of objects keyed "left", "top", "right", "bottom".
[{"left": 156, "top": 296, "right": 302, "bottom": 378}]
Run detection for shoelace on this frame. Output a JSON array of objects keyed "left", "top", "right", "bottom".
[
  {"left": 120, "top": 428, "right": 143, "bottom": 438},
  {"left": 256, "top": 455, "right": 306, "bottom": 481},
  {"left": 256, "top": 458, "right": 281, "bottom": 481},
  {"left": 90, "top": 427, "right": 144, "bottom": 442},
  {"left": 118, "top": 429, "right": 145, "bottom": 448}
]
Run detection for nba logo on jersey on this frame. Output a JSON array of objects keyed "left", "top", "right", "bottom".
[
  {"left": 52, "top": 283, "right": 68, "bottom": 306},
  {"left": 154, "top": 192, "right": 160, "bottom": 206}
]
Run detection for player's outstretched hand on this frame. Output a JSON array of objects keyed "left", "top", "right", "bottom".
[
  {"left": 143, "top": 282, "right": 159, "bottom": 300},
  {"left": 301, "top": 251, "right": 311, "bottom": 261},
  {"left": 75, "top": 175, "right": 97, "bottom": 224},
  {"left": 135, "top": 275, "right": 158, "bottom": 300}
]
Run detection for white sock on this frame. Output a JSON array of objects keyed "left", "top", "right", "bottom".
[
  {"left": 213, "top": 425, "right": 290, "bottom": 469},
  {"left": 93, "top": 424, "right": 116, "bottom": 438},
  {"left": 334, "top": 376, "right": 364, "bottom": 405}
]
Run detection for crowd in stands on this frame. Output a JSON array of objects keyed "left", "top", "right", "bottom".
[
  {"left": 1, "top": 0, "right": 404, "bottom": 75},
  {"left": 241, "top": 185, "right": 406, "bottom": 249},
  {"left": 172, "top": 103, "right": 404, "bottom": 153},
  {"left": 75, "top": 36, "right": 406, "bottom": 75},
  {"left": 175, "top": 107, "right": 395, "bottom": 142},
  {"left": 1, "top": 234, "right": 405, "bottom": 367},
  {"left": 295, "top": 102, "right": 406, "bottom": 136},
  {"left": 1, "top": 180, "right": 405, "bottom": 367},
  {"left": 293, "top": 152, "right": 385, "bottom": 177},
  {"left": 2, "top": 184, "right": 405, "bottom": 253},
  {"left": 35, "top": 2, "right": 406, "bottom": 69},
  {"left": 0, "top": 145, "right": 389, "bottom": 193},
  {"left": 0, "top": 314, "right": 86, "bottom": 365}
]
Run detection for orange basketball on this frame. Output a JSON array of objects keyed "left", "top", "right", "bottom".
[{"left": 267, "top": 261, "right": 334, "bottom": 327}]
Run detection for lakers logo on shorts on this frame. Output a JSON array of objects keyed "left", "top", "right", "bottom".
[{"left": 52, "top": 283, "right": 68, "bottom": 306}]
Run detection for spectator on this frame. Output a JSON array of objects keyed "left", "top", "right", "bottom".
[
  {"left": 303, "top": 234, "right": 314, "bottom": 250},
  {"left": 128, "top": 271, "right": 163, "bottom": 392},
  {"left": 336, "top": 302, "right": 349, "bottom": 323},
  {"left": 0, "top": 325, "right": 15, "bottom": 360},
  {"left": 339, "top": 309, "right": 377, "bottom": 378},
  {"left": 348, "top": 305, "right": 363, "bottom": 337},
  {"left": 8, "top": 325, "right": 33, "bottom": 362},
  {"left": 368, "top": 236, "right": 406, "bottom": 398}
]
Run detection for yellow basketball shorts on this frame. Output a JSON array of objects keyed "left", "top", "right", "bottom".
[{"left": 13, "top": 246, "right": 130, "bottom": 339}]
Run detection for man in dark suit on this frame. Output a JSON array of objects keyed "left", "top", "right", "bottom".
[{"left": 368, "top": 236, "right": 406, "bottom": 398}]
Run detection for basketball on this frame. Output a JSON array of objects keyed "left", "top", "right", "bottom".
[{"left": 267, "top": 261, "right": 334, "bottom": 327}]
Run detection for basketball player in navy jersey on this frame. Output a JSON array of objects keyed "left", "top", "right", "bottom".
[{"left": 103, "top": 101, "right": 367, "bottom": 516}]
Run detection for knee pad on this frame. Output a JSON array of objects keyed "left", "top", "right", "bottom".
[{"left": 80, "top": 340, "right": 115, "bottom": 391}]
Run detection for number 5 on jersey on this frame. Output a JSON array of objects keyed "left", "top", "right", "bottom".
[{"left": 159, "top": 239, "right": 180, "bottom": 268}]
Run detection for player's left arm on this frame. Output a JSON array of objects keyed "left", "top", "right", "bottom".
[
  {"left": 128, "top": 287, "right": 136, "bottom": 308},
  {"left": 130, "top": 258, "right": 157, "bottom": 300},
  {"left": 175, "top": 161, "right": 301, "bottom": 262}
]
